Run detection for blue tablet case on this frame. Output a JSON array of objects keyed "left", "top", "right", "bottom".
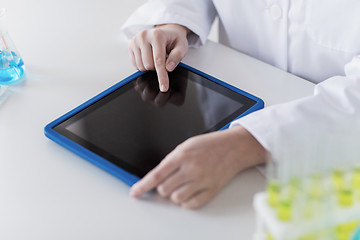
[{"left": 44, "top": 63, "right": 264, "bottom": 186}]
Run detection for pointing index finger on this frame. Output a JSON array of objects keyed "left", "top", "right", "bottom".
[
  {"left": 152, "top": 40, "right": 169, "bottom": 92},
  {"left": 130, "top": 158, "right": 179, "bottom": 198}
]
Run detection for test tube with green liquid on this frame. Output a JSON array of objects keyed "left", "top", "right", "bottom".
[
  {"left": 352, "top": 166, "right": 360, "bottom": 192},
  {"left": 332, "top": 168, "right": 346, "bottom": 191},
  {"left": 275, "top": 181, "right": 297, "bottom": 222},
  {"left": 338, "top": 187, "right": 354, "bottom": 207},
  {"left": 307, "top": 173, "right": 326, "bottom": 200},
  {"left": 266, "top": 156, "right": 281, "bottom": 207},
  {"left": 267, "top": 180, "right": 281, "bottom": 207},
  {"left": 288, "top": 177, "right": 301, "bottom": 200},
  {"left": 276, "top": 196, "right": 292, "bottom": 222}
]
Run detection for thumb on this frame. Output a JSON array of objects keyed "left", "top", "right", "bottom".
[{"left": 166, "top": 41, "right": 188, "bottom": 72}]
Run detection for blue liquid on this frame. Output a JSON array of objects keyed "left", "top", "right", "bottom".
[{"left": 0, "top": 50, "right": 25, "bottom": 85}]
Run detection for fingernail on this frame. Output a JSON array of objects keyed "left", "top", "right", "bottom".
[
  {"left": 167, "top": 62, "right": 176, "bottom": 71},
  {"left": 160, "top": 84, "right": 167, "bottom": 92}
]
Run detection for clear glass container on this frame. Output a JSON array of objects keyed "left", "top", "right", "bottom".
[{"left": 0, "top": 8, "right": 25, "bottom": 85}]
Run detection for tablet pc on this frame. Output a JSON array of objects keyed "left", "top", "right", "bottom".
[{"left": 44, "top": 63, "right": 264, "bottom": 186}]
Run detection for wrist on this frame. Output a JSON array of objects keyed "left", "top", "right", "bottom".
[
  {"left": 156, "top": 24, "right": 190, "bottom": 37},
  {"left": 227, "top": 126, "right": 267, "bottom": 173}
]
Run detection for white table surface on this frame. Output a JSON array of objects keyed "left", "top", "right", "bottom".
[{"left": 0, "top": 1, "right": 315, "bottom": 239}]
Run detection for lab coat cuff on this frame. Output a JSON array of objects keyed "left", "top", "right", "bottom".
[
  {"left": 345, "top": 55, "right": 360, "bottom": 76},
  {"left": 230, "top": 110, "right": 274, "bottom": 153}
]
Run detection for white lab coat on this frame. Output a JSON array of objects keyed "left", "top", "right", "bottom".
[{"left": 122, "top": 0, "right": 360, "bottom": 167}]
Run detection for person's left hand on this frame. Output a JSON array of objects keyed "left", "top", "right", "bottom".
[{"left": 130, "top": 126, "right": 267, "bottom": 209}]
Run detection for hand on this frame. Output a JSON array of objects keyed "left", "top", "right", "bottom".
[
  {"left": 130, "top": 126, "right": 267, "bottom": 209},
  {"left": 128, "top": 24, "right": 190, "bottom": 92}
]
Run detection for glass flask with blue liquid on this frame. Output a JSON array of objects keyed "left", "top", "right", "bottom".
[{"left": 0, "top": 8, "right": 25, "bottom": 86}]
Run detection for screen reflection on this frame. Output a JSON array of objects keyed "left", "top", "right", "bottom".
[{"left": 57, "top": 67, "right": 248, "bottom": 177}]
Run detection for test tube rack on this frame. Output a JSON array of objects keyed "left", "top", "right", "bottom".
[{"left": 253, "top": 166, "right": 360, "bottom": 240}]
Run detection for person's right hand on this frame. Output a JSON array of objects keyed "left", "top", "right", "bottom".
[{"left": 128, "top": 24, "right": 190, "bottom": 92}]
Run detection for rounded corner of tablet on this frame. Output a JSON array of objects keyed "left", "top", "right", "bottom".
[
  {"left": 255, "top": 98, "right": 265, "bottom": 110},
  {"left": 44, "top": 122, "right": 55, "bottom": 139}
]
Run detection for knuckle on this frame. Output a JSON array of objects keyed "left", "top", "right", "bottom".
[
  {"left": 174, "top": 148, "right": 190, "bottom": 162},
  {"left": 170, "top": 192, "right": 182, "bottom": 204},
  {"left": 191, "top": 194, "right": 209, "bottom": 209},
  {"left": 151, "top": 171, "right": 162, "bottom": 183},
  {"left": 191, "top": 199, "right": 201, "bottom": 208},
  {"left": 191, "top": 202, "right": 202, "bottom": 209},
  {"left": 155, "top": 57, "right": 165, "bottom": 67},
  {"left": 135, "top": 61, "right": 146, "bottom": 71},
  {"left": 183, "top": 200, "right": 199, "bottom": 210},
  {"left": 139, "top": 29, "right": 148, "bottom": 39},
  {"left": 128, "top": 40, "right": 137, "bottom": 51},
  {"left": 133, "top": 30, "right": 148, "bottom": 46},
  {"left": 182, "top": 136, "right": 196, "bottom": 147},
  {"left": 171, "top": 49, "right": 185, "bottom": 60},
  {"left": 152, "top": 28, "right": 164, "bottom": 40},
  {"left": 157, "top": 185, "right": 168, "bottom": 197},
  {"left": 186, "top": 164, "right": 201, "bottom": 177},
  {"left": 182, "top": 160, "right": 204, "bottom": 179},
  {"left": 138, "top": 66, "right": 146, "bottom": 72},
  {"left": 159, "top": 157, "right": 174, "bottom": 168},
  {"left": 144, "top": 62, "right": 154, "bottom": 70},
  {"left": 177, "top": 142, "right": 195, "bottom": 157}
]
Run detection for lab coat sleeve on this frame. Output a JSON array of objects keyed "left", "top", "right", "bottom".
[
  {"left": 121, "top": 0, "right": 217, "bottom": 47},
  {"left": 231, "top": 55, "right": 360, "bottom": 163}
]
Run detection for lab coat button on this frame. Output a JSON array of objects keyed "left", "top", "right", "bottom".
[{"left": 270, "top": 5, "right": 282, "bottom": 20}]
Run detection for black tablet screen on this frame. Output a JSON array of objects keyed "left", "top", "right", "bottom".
[{"left": 54, "top": 66, "right": 256, "bottom": 177}]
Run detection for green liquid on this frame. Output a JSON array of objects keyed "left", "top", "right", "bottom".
[
  {"left": 352, "top": 167, "right": 360, "bottom": 192},
  {"left": 267, "top": 180, "right": 281, "bottom": 207},
  {"left": 332, "top": 169, "right": 345, "bottom": 191},
  {"left": 335, "top": 221, "right": 359, "bottom": 240},
  {"left": 277, "top": 198, "right": 292, "bottom": 221},
  {"left": 338, "top": 188, "right": 354, "bottom": 207}
]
